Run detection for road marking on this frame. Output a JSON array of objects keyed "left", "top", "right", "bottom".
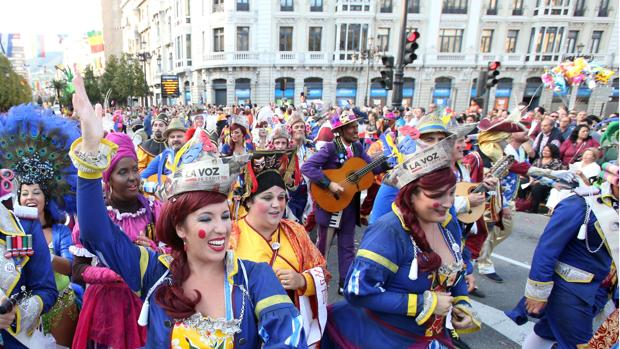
[
  {"left": 492, "top": 253, "right": 531, "bottom": 270},
  {"left": 470, "top": 299, "right": 535, "bottom": 345}
]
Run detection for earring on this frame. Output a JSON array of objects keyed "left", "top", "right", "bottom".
[{"left": 182, "top": 238, "right": 188, "bottom": 252}]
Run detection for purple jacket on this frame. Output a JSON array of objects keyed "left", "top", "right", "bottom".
[{"left": 301, "top": 141, "right": 383, "bottom": 226}]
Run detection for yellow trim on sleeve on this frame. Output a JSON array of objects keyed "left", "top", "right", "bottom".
[
  {"left": 453, "top": 303, "right": 482, "bottom": 335},
  {"left": 453, "top": 295, "right": 471, "bottom": 304},
  {"left": 254, "top": 294, "right": 293, "bottom": 318},
  {"left": 77, "top": 170, "right": 103, "bottom": 179},
  {"left": 69, "top": 137, "right": 118, "bottom": 177},
  {"left": 356, "top": 249, "right": 399, "bottom": 273},
  {"left": 406, "top": 294, "right": 417, "bottom": 317},
  {"left": 416, "top": 292, "right": 437, "bottom": 325},
  {"left": 138, "top": 246, "right": 149, "bottom": 289}
]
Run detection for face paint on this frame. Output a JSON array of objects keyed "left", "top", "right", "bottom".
[
  {"left": 198, "top": 229, "right": 207, "bottom": 239},
  {"left": 432, "top": 202, "right": 441, "bottom": 209}
]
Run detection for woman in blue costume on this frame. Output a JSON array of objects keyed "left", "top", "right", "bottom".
[
  {"left": 0, "top": 103, "right": 84, "bottom": 347},
  {"left": 321, "top": 136, "right": 480, "bottom": 349},
  {"left": 0, "top": 104, "right": 81, "bottom": 347},
  {"left": 69, "top": 72, "right": 306, "bottom": 348}
]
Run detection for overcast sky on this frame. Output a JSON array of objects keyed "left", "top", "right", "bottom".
[
  {"left": 1, "top": 0, "right": 103, "bottom": 57},
  {"left": 1, "top": 0, "right": 102, "bottom": 35}
]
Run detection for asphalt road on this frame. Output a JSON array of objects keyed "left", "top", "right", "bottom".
[{"left": 319, "top": 211, "right": 552, "bottom": 349}]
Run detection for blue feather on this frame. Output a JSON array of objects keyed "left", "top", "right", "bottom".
[{"left": 0, "top": 103, "right": 81, "bottom": 215}]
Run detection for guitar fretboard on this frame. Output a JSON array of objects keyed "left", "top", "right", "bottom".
[{"left": 346, "top": 155, "right": 387, "bottom": 182}]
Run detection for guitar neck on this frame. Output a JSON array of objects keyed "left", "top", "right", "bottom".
[{"left": 355, "top": 155, "right": 386, "bottom": 178}]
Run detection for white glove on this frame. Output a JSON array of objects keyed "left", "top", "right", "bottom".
[{"left": 549, "top": 170, "right": 577, "bottom": 183}]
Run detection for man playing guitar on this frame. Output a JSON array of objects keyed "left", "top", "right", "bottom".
[{"left": 301, "top": 111, "right": 387, "bottom": 294}]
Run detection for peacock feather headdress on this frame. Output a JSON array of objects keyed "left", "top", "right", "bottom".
[{"left": 0, "top": 104, "right": 81, "bottom": 221}]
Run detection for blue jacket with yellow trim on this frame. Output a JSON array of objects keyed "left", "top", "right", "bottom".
[
  {"left": 77, "top": 177, "right": 306, "bottom": 348},
  {"left": 343, "top": 210, "right": 472, "bottom": 337},
  {"left": 0, "top": 218, "right": 57, "bottom": 348},
  {"left": 368, "top": 184, "right": 473, "bottom": 275},
  {"left": 526, "top": 194, "right": 615, "bottom": 306}
]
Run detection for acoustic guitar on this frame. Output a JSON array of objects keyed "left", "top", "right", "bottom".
[
  {"left": 310, "top": 155, "right": 388, "bottom": 213},
  {"left": 456, "top": 155, "right": 515, "bottom": 224}
]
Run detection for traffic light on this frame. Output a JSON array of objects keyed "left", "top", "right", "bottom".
[
  {"left": 485, "top": 61, "right": 501, "bottom": 88},
  {"left": 380, "top": 55, "right": 394, "bottom": 90},
  {"left": 403, "top": 31, "right": 420, "bottom": 65}
]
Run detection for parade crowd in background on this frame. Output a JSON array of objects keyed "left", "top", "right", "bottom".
[{"left": 0, "top": 71, "right": 618, "bottom": 349}]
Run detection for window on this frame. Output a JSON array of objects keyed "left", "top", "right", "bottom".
[
  {"left": 213, "top": 0, "right": 223, "bottom": 12},
  {"left": 512, "top": 0, "right": 524, "bottom": 15},
  {"left": 308, "top": 27, "right": 322, "bottom": 51},
  {"left": 542, "top": 27, "right": 560, "bottom": 52},
  {"left": 573, "top": 0, "right": 585, "bottom": 16},
  {"left": 279, "top": 27, "right": 293, "bottom": 51},
  {"left": 591, "top": 31, "right": 602, "bottom": 53},
  {"left": 380, "top": 0, "right": 392, "bottom": 13},
  {"left": 280, "top": 0, "right": 293, "bottom": 11},
  {"left": 338, "top": 23, "right": 369, "bottom": 59},
  {"left": 442, "top": 0, "right": 468, "bottom": 14},
  {"left": 186, "top": 34, "right": 192, "bottom": 65},
  {"left": 598, "top": 0, "right": 609, "bottom": 16},
  {"left": 377, "top": 27, "right": 390, "bottom": 52},
  {"left": 237, "top": 27, "right": 249, "bottom": 51},
  {"left": 505, "top": 30, "right": 519, "bottom": 53},
  {"left": 237, "top": 0, "right": 249, "bottom": 11},
  {"left": 408, "top": 0, "right": 420, "bottom": 13},
  {"left": 185, "top": 0, "right": 191, "bottom": 22},
  {"left": 176, "top": 36, "right": 181, "bottom": 60},
  {"left": 439, "top": 29, "right": 464, "bottom": 52},
  {"left": 566, "top": 30, "right": 578, "bottom": 53},
  {"left": 310, "top": 0, "right": 323, "bottom": 12},
  {"left": 480, "top": 29, "right": 494, "bottom": 52},
  {"left": 213, "top": 28, "right": 224, "bottom": 52},
  {"left": 487, "top": 0, "right": 498, "bottom": 15}
]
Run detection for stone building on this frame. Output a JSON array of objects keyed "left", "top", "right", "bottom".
[{"left": 107, "top": 0, "right": 619, "bottom": 114}]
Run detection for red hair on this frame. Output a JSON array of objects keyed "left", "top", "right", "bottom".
[
  {"left": 395, "top": 167, "right": 456, "bottom": 272},
  {"left": 154, "top": 191, "right": 228, "bottom": 319},
  {"left": 228, "top": 123, "right": 248, "bottom": 151}
]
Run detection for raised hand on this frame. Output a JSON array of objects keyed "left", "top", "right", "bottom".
[{"left": 72, "top": 70, "right": 104, "bottom": 153}]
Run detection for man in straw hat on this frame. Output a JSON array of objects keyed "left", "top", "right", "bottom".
[
  {"left": 302, "top": 110, "right": 388, "bottom": 295},
  {"left": 140, "top": 118, "right": 188, "bottom": 190}
]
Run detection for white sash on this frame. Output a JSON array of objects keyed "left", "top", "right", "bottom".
[
  {"left": 298, "top": 267, "right": 328, "bottom": 347},
  {"left": 584, "top": 194, "right": 619, "bottom": 275}
]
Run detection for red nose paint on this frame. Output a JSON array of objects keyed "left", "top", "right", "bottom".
[
  {"left": 432, "top": 202, "right": 441, "bottom": 208},
  {"left": 198, "top": 229, "right": 206, "bottom": 239}
]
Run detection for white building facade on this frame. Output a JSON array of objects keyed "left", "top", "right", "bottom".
[{"left": 109, "top": 0, "right": 619, "bottom": 114}]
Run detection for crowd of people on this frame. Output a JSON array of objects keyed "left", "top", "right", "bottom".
[{"left": 0, "top": 70, "right": 618, "bottom": 349}]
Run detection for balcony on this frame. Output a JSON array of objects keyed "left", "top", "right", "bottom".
[
  {"left": 560, "top": 53, "right": 611, "bottom": 65},
  {"left": 202, "top": 51, "right": 260, "bottom": 67},
  {"left": 304, "top": 52, "right": 328, "bottom": 65}
]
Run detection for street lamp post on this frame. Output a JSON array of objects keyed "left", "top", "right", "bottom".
[
  {"left": 354, "top": 39, "right": 380, "bottom": 107},
  {"left": 136, "top": 44, "right": 152, "bottom": 107}
]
